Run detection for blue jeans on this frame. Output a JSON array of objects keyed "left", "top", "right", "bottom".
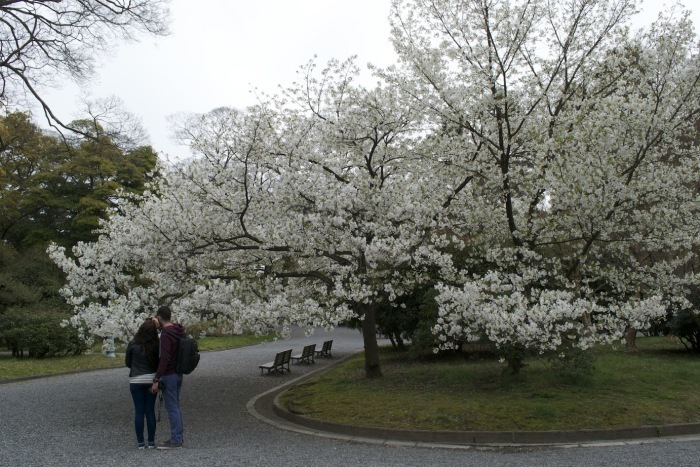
[
  {"left": 129, "top": 383, "right": 157, "bottom": 445},
  {"left": 160, "top": 373, "right": 184, "bottom": 444}
]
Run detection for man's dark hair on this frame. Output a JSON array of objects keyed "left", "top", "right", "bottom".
[{"left": 156, "top": 305, "right": 172, "bottom": 321}]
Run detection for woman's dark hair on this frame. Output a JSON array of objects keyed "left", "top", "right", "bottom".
[{"left": 134, "top": 319, "right": 159, "bottom": 357}]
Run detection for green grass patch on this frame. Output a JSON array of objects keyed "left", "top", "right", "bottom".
[
  {"left": 195, "top": 332, "right": 276, "bottom": 352},
  {"left": 0, "top": 332, "right": 275, "bottom": 381},
  {"left": 279, "top": 337, "right": 700, "bottom": 431},
  {"left": 0, "top": 352, "right": 124, "bottom": 380}
]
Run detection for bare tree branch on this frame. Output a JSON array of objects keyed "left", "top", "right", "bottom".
[{"left": 0, "top": 0, "right": 170, "bottom": 137}]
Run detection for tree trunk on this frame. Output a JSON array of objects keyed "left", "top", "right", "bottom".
[
  {"left": 506, "top": 356, "right": 524, "bottom": 375},
  {"left": 393, "top": 332, "right": 405, "bottom": 351},
  {"left": 625, "top": 327, "right": 638, "bottom": 351},
  {"left": 357, "top": 302, "right": 382, "bottom": 378}
]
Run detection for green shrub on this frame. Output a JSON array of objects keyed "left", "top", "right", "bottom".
[
  {"left": 0, "top": 307, "right": 87, "bottom": 358},
  {"left": 663, "top": 308, "right": 700, "bottom": 352},
  {"left": 545, "top": 345, "right": 596, "bottom": 377},
  {"left": 0, "top": 244, "right": 86, "bottom": 358}
]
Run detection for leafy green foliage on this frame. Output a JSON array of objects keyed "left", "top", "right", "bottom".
[
  {"left": 0, "top": 245, "right": 86, "bottom": 357},
  {"left": 0, "top": 111, "right": 158, "bottom": 249},
  {"left": 0, "top": 307, "right": 88, "bottom": 358},
  {"left": 660, "top": 309, "right": 700, "bottom": 353},
  {"left": 0, "top": 111, "right": 159, "bottom": 357}
]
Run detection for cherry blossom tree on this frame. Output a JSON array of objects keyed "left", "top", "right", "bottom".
[
  {"left": 387, "top": 0, "right": 700, "bottom": 372},
  {"left": 50, "top": 59, "right": 451, "bottom": 377},
  {"left": 51, "top": 0, "right": 700, "bottom": 377}
]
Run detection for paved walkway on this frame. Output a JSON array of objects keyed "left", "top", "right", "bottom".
[{"left": 2, "top": 326, "right": 700, "bottom": 467}]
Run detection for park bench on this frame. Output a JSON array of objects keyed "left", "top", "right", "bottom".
[
  {"left": 291, "top": 343, "right": 316, "bottom": 365},
  {"left": 259, "top": 349, "right": 292, "bottom": 375},
  {"left": 314, "top": 340, "right": 333, "bottom": 358}
]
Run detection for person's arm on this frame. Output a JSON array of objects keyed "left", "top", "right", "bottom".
[
  {"left": 151, "top": 329, "right": 173, "bottom": 393},
  {"left": 151, "top": 332, "right": 167, "bottom": 393},
  {"left": 154, "top": 329, "right": 172, "bottom": 380},
  {"left": 125, "top": 341, "right": 133, "bottom": 368},
  {"left": 148, "top": 345, "right": 160, "bottom": 372}
]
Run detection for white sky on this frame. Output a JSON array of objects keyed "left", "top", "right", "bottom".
[{"left": 41, "top": 0, "right": 700, "bottom": 162}]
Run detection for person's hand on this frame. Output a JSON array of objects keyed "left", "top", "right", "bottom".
[{"left": 151, "top": 382, "right": 159, "bottom": 394}]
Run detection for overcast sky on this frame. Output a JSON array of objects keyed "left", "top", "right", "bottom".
[{"left": 42, "top": 0, "right": 700, "bottom": 162}]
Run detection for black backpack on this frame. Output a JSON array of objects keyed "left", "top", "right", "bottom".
[{"left": 163, "top": 328, "right": 200, "bottom": 375}]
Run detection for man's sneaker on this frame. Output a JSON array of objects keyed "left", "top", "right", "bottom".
[
  {"left": 157, "top": 440, "right": 183, "bottom": 450},
  {"left": 137, "top": 443, "right": 145, "bottom": 450},
  {"left": 147, "top": 442, "right": 156, "bottom": 449}
]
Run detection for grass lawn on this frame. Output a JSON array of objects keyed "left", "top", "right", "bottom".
[
  {"left": 0, "top": 332, "right": 275, "bottom": 381},
  {"left": 279, "top": 336, "right": 700, "bottom": 431}
]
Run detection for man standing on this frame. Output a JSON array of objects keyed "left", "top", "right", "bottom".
[{"left": 152, "top": 305, "right": 186, "bottom": 449}]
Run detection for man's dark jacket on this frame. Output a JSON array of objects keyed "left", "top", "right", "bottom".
[{"left": 155, "top": 324, "right": 186, "bottom": 379}]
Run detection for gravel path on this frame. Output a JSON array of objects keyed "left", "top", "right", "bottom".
[{"left": 2, "top": 326, "right": 700, "bottom": 467}]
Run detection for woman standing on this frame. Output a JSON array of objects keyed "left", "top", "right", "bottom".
[{"left": 125, "top": 318, "right": 160, "bottom": 449}]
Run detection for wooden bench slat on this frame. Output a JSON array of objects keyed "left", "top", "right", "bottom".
[
  {"left": 314, "top": 340, "right": 333, "bottom": 358},
  {"left": 291, "top": 344, "right": 316, "bottom": 364},
  {"left": 259, "top": 349, "right": 293, "bottom": 375}
]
